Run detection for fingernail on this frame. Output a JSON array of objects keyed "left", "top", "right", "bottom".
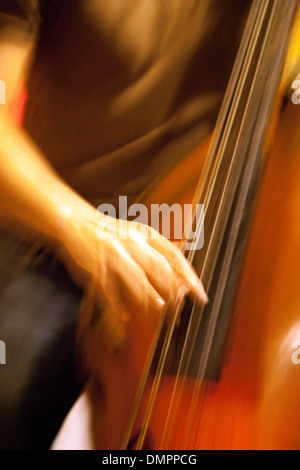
[
  {"left": 117, "top": 311, "right": 130, "bottom": 322},
  {"left": 177, "top": 285, "right": 189, "bottom": 303},
  {"left": 199, "top": 289, "right": 209, "bottom": 305},
  {"left": 154, "top": 297, "right": 166, "bottom": 311},
  {"left": 197, "top": 282, "right": 209, "bottom": 305}
]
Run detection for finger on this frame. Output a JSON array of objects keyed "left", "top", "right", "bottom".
[
  {"left": 173, "top": 252, "right": 208, "bottom": 304},
  {"left": 77, "top": 277, "right": 127, "bottom": 355},
  {"left": 107, "top": 241, "right": 166, "bottom": 323},
  {"left": 127, "top": 234, "right": 180, "bottom": 308},
  {"left": 147, "top": 235, "right": 208, "bottom": 304}
]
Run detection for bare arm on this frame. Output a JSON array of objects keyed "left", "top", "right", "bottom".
[
  {"left": 0, "top": 40, "right": 95, "bottom": 239},
  {"left": 0, "top": 39, "right": 207, "bottom": 329}
]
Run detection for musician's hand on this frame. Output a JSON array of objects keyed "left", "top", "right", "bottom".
[{"left": 63, "top": 206, "right": 208, "bottom": 324}]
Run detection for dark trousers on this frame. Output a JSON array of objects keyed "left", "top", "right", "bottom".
[{"left": 0, "top": 231, "right": 83, "bottom": 450}]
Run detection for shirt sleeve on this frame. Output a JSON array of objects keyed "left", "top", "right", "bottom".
[{"left": 0, "top": 0, "right": 41, "bottom": 43}]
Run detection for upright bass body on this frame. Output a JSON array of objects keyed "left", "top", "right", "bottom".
[
  {"left": 78, "top": 0, "right": 300, "bottom": 450},
  {"left": 140, "top": 100, "right": 300, "bottom": 450}
]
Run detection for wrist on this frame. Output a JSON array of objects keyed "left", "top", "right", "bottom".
[{"left": 55, "top": 191, "right": 104, "bottom": 249}]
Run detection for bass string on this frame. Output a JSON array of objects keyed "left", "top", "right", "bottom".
[
  {"left": 121, "top": 124, "right": 222, "bottom": 447},
  {"left": 180, "top": 1, "right": 276, "bottom": 449},
  {"left": 134, "top": 212, "right": 206, "bottom": 449},
  {"left": 157, "top": 0, "right": 288, "bottom": 452},
  {"left": 186, "top": 0, "right": 298, "bottom": 449},
  {"left": 147, "top": 0, "right": 267, "bottom": 449},
  {"left": 121, "top": 0, "right": 284, "bottom": 448},
  {"left": 127, "top": 215, "right": 206, "bottom": 449},
  {"left": 133, "top": 0, "right": 268, "bottom": 451},
  {"left": 177, "top": 0, "right": 291, "bottom": 450},
  {"left": 133, "top": 298, "right": 186, "bottom": 449}
]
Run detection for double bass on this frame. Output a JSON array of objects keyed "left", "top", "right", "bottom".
[{"left": 76, "top": 0, "right": 300, "bottom": 450}]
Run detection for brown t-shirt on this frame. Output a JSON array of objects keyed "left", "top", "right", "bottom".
[{"left": 0, "top": 0, "right": 250, "bottom": 209}]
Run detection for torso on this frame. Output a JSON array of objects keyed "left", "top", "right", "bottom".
[{"left": 24, "top": 0, "right": 249, "bottom": 207}]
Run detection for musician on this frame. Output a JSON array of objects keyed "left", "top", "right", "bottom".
[{"left": 0, "top": 0, "right": 247, "bottom": 449}]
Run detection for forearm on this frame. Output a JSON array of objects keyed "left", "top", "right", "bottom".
[{"left": 0, "top": 115, "right": 96, "bottom": 245}]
